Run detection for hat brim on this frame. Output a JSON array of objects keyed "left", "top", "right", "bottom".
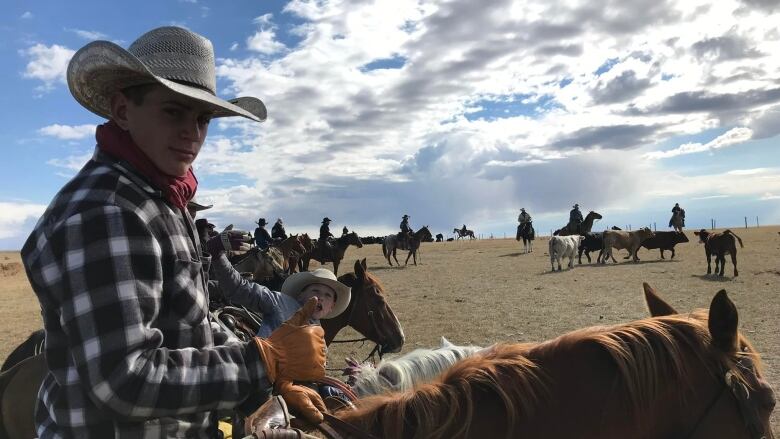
[
  {"left": 67, "top": 40, "right": 267, "bottom": 122},
  {"left": 281, "top": 271, "right": 351, "bottom": 319},
  {"left": 188, "top": 201, "right": 213, "bottom": 211}
]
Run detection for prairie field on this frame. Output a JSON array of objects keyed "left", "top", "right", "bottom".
[{"left": 2, "top": 226, "right": 779, "bottom": 432}]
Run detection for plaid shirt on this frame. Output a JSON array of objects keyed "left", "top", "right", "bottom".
[{"left": 22, "top": 149, "right": 269, "bottom": 438}]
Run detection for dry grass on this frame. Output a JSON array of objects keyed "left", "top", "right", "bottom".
[{"left": 2, "top": 226, "right": 778, "bottom": 432}]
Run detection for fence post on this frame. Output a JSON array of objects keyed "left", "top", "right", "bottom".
[
  {"left": 653, "top": 222, "right": 656, "bottom": 231},
  {"left": 756, "top": 216, "right": 759, "bottom": 227},
  {"left": 745, "top": 216, "right": 748, "bottom": 229}
]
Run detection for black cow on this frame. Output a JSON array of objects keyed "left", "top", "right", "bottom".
[
  {"left": 577, "top": 232, "right": 604, "bottom": 264},
  {"left": 636, "top": 231, "right": 689, "bottom": 259},
  {"left": 435, "top": 233, "right": 444, "bottom": 242}
]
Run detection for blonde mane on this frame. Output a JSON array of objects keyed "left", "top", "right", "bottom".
[{"left": 337, "top": 310, "right": 761, "bottom": 439}]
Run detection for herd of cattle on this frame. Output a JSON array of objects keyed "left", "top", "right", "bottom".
[{"left": 548, "top": 228, "right": 745, "bottom": 277}]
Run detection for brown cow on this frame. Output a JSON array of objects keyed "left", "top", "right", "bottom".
[
  {"left": 599, "top": 227, "right": 655, "bottom": 263},
  {"left": 693, "top": 229, "right": 744, "bottom": 277}
]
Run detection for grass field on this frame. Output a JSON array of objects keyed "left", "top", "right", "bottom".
[{"left": 2, "top": 226, "right": 778, "bottom": 433}]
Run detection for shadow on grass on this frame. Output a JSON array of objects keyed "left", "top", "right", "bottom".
[{"left": 498, "top": 252, "right": 531, "bottom": 257}]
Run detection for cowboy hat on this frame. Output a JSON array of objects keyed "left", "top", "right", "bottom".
[
  {"left": 256, "top": 218, "right": 268, "bottom": 226},
  {"left": 194, "top": 218, "right": 215, "bottom": 229},
  {"left": 67, "top": 26, "right": 267, "bottom": 122},
  {"left": 281, "top": 268, "right": 351, "bottom": 319},
  {"left": 276, "top": 218, "right": 283, "bottom": 224},
  {"left": 520, "top": 208, "right": 526, "bottom": 211},
  {"left": 322, "top": 217, "right": 332, "bottom": 223},
  {"left": 573, "top": 204, "right": 579, "bottom": 208},
  {"left": 187, "top": 200, "right": 213, "bottom": 211},
  {"left": 402, "top": 214, "right": 409, "bottom": 219}
]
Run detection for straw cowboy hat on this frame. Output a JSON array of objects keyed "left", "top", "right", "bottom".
[
  {"left": 256, "top": 218, "right": 268, "bottom": 226},
  {"left": 281, "top": 269, "right": 351, "bottom": 319},
  {"left": 67, "top": 26, "right": 267, "bottom": 122}
]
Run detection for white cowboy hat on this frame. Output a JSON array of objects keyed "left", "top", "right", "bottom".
[
  {"left": 281, "top": 268, "right": 351, "bottom": 319},
  {"left": 67, "top": 26, "right": 267, "bottom": 122}
]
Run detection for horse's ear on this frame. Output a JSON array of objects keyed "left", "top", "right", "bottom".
[
  {"left": 354, "top": 259, "right": 365, "bottom": 278},
  {"left": 643, "top": 282, "right": 677, "bottom": 317},
  {"left": 708, "top": 289, "right": 739, "bottom": 353},
  {"left": 360, "top": 258, "right": 367, "bottom": 271},
  {"left": 440, "top": 337, "right": 453, "bottom": 347}
]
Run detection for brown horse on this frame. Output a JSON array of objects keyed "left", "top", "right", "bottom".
[
  {"left": 301, "top": 232, "right": 363, "bottom": 275},
  {"left": 382, "top": 226, "right": 432, "bottom": 266},
  {"left": 554, "top": 210, "right": 602, "bottom": 236},
  {"left": 270, "top": 234, "right": 306, "bottom": 273},
  {"left": 311, "top": 284, "right": 774, "bottom": 438},
  {"left": 323, "top": 259, "right": 405, "bottom": 356},
  {"left": 290, "top": 233, "right": 314, "bottom": 273}
]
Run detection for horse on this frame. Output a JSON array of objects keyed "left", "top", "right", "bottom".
[
  {"left": 305, "top": 283, "right": 774, "bottom": 438},
  {"left": 382, "top": 226, "right": 432, "bottom": 266},
  {"left": 554, "top": 210, "right": 602, "bottom": 236},
  {"left": 453, "top": 228, "right": 476, "bottom": 240},
  {"left": 322, "top": 259, "right": 405, "bottom": 357},
  {"left": 290, "top": 233, "right": 315, "bottom": 273},
  {"left": 515, "top": 222, "right": 535, "bottom": 253},
  {"left": 300, "top": 232, "right": 363, "bottom": 275},
  {"left": 350, "top": 337, "right": 483, "bottom": 397},
  {"left": 0, "top": 354, "right": 46, "bottom": 439},
  {"left": 270, "top": 234, "right": 307, "bottom": 273},
  {"left": 232, "top": 246, "right": 285, "bottom": 281}
]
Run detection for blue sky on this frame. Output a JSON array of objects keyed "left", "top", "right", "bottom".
[{"left": 1, "top": 0, "right": 779, "bottom": 249}]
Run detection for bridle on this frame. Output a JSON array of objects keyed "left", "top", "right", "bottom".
[
  {"left": 327, "top": 278, "right": 385, "bottom": 368},
  {"left": 685, "top": 357, "right": 767, "bottom": 439}
]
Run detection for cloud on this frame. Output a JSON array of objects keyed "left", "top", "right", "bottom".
[
  {"left": 20, "top": 43, "right": 75, "bottom": 92},
  {"left": 644, "top": 127, "right": 753, "bottom": 159},
  {"left": 38, "top": 124, "right": 95, "bottom": 140},
  {"left": 66, "top": 28, "right": 108, "bottom": 40},
  {"left": 692, "top": 30, "right": 763, "bottom": 61},
  {"left": 47, "top": 152, "right": 93, "bottom": 173},
  {"left": 246, "top": 13, "right": 286, "bottom": 54},
  {"left": 0, "top": 202, "right": 47, "bottom": 240},
  {"left": 551, "top": 124, "right": 660, "bottom": 150},
  {"left": 20, "top": 11, "right": 33, "bottom": 19},
  {"left": 749, "top": 104, "right": 780, "bottom": 139},
  {"left": 591, "top": 70, "right": 652, "bottom": 104}
]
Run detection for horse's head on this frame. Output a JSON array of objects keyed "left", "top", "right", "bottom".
[
  {"left": 642, "top": 283, "right": 775, "bottom": 439},
  {"left": 323, "top": 259, "right": 404, "bottom": 355},
  {"left": 345, "top": 231, "right": 363, "bottom": 248},
  {"left": 299, "top": 233, "right": 314, "bottom": 252},
  {"left": 417, "top": 226, "right": 432, "bottom": 241},
  {"left": 288, "top": 234, "right": 306, "bottom": 254},
  {"left": 586, "top": 211, "right": 603, "bottom": 221}
]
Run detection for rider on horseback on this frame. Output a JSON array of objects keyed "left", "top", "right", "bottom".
[
  {"left": 569, "top": 204, "right": 583, "bottom": 234},
  {"left": 272, "top": 218, "right": 288, "bottom": 240},
  {"left": 255, "top": 218, "right": 273, "bottom": 250},
  {"left": 669, "top": 203, "right": 685, "bottom": 228},
  {"left": 461, "top": 224, "right": 467, "bottom": 235},
  {"left": 400, "top": 214, "right": 412, "bottom": 247},
  {"left": 318, "top": 217, "right": 334, "bottom": 261},
  {"left": 518, "top": 208, "right": 532, "bottom": 225}
]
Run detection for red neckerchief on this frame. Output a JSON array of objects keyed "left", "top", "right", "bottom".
[{"left": 96, "top": 121, "right": 197, "bottom": 210}]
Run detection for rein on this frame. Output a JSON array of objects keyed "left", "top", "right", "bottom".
[{"left": 326, "top": 278, "right": 383, "bottom": 370}]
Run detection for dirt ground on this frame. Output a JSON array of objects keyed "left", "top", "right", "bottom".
[{"left": 2, "top": 226, "right": 778, "bottom": 433}]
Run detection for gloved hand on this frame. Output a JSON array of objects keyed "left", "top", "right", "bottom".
[
  {"left": 253, "top": 298, "right": 327, "bottom": 423},
  {"left": 276, "top": 381, "right": 327, "bottom": 424},
  {"left": 206, "top": 229, "right": 252, "bottom": 256}
]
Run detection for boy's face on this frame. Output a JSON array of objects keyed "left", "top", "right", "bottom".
[
  {"left": 299, "top": 283, "right": 337, "bottom": 320},
  {"left": 113, "top": 85, "right": 214, "bottom": 176}
]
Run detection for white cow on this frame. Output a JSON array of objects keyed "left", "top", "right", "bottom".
[{"left": 549, "top": 235, "right": 584, "bottom": 271}]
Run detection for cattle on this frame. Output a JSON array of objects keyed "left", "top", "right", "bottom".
[
  {"left": 693, "top": 229, "right": 744, "bottom": 277},
  {"left": 435, "top": 233, "right": 444, "bottom": 242},
  {"left": 549, "top": 235, "right": 584, "bottom": 271},
  {"left": 577, "top": 232, "right": 604, "bottom": 264},
  {"left": 634, "top": 231, "right": 689, "bottom": 259},
  {"left": 600, "top": 227, "right": 655, "bottom": 263}
]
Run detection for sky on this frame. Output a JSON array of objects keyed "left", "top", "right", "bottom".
[{"left": 1, "top": 0, "right": 779, "bottom": 249}]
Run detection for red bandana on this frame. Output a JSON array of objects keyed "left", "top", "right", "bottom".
[{"left": 96, "top": 121, "right": 198, "bottom": 210}]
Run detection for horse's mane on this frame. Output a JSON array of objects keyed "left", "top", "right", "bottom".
[
  {"left": 338, "top": 311, "right": 762, "bottom": 439},
  {"left": 537, "top": 310, "right": 761, "bottom": 426},
  {"left": 352, "top": 338, "right": 483, "bottom": 397},
  {"left": 338, "top": 343, "right": 544, "bottom": 439}
]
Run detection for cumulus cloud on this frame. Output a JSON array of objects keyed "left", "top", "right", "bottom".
[
  {"left": 0, "top": 202, "right": 46, "bottom": 240},
  {"left": 38, "top": 124, "right": 95, "bottom": 140},
  {"left": 47, "top": 152, "right": 93, "bottom": 173},
  {"left": 644, "top": 127, "right": 754, "bottom": 159},
  {"left": 21, "top": 43, "right": 74, "bottom": 92}
]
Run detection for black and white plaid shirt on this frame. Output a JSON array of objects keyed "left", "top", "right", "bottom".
[{"left": 22, "top": 149, "right": 269, "bottom": 438}]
